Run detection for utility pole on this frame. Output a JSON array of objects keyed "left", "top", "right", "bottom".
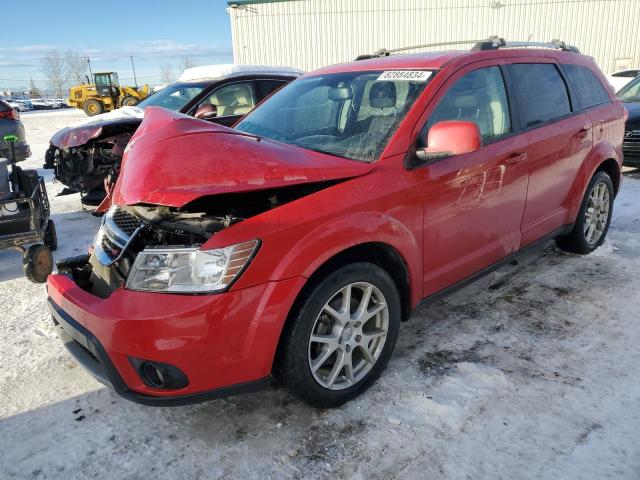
[
  {"left": 130, "top": 56, "right": 138, "bottom": 88},
  {"left": 87, "top": 57, "right": 93, "bottom": 79}
]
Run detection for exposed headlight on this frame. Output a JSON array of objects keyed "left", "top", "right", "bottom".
[{"left": 126, "top": 240, "right": 259, "bottom": 293}]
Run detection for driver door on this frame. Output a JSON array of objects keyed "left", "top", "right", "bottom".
[{"left": 415, "top": 62, "right": 530, "bottom": 297}]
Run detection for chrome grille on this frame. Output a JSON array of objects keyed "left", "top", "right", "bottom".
[
  {"left": 94, "top": 207, "right": 144, "bottom": 267},
  {"left": 101, "top": 233, "right": 123, "bottom": 261}
]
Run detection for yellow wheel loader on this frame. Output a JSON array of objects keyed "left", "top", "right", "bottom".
[{"left": 68, "top": 72, "right": 150, "bottom": 116}]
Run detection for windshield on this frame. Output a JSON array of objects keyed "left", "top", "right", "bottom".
[
  {"left": 137, "top": 82, "right": 207, "bottom": 111},
  {"left": 618, "top": 76, "right": 640, "bottom": 102},
  {"left": 235, "top": 70, "right": 433, "bottom": 162}
]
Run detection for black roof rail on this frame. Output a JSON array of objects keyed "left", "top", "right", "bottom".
[
  {"left": 355, "top": 38, "right": 496, "bottom": 60},
  {"left": 355, "top": 36, "right": 580, "bottom": 61},
  {"left": 472, "top": 36, "right": 580, "bottom": 53}
]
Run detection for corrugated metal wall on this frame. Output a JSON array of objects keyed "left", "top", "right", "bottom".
[{"left": 228, "top": 0, "right": 640, "bottom": 74}]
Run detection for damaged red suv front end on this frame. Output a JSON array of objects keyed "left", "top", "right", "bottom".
[{"left": 47, "top": 107, "right": 375, "bottom": 405}]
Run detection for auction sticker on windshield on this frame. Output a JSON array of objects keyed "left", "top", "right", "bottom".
[{"left": 377, "top": 71, "right": 432, "bottom": 81}]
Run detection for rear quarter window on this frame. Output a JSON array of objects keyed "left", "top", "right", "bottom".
[
  {"left": 507, "top": 63, "right": 571, "bottom": 128},
  {"left": 562, "top": 64, "right": 610, "bottom": 109}
]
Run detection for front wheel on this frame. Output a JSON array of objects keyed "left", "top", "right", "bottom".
[
  {"left": 83, "top": 99, "right": 104, "bottom": 116},
  {"left": 556, "top": 171, "right": 614, "bottom": 254},
  {"left": 277, "top": 262, "right": 401, "bottom": 408}
]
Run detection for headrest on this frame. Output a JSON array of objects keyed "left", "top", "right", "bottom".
[
  {"left": 370, "top": 81, "right": 397, "bottom": 108},
  {"left": 454, "top": 95, "right": 477, "bottom": 108}
]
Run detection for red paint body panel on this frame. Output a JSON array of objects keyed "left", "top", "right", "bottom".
[
  {"left": 113, "top": 108, "right": 373, "bottom": 208},
  {"left": 47, "top": 48, "right": 624, "bottom": 402},
  {"left": 48, "top": 273, "right": 306, "bottom": 396}
]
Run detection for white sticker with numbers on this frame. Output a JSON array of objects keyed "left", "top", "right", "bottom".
[{"left": 376, "top": 71, "right": 432, "bottom": 82}]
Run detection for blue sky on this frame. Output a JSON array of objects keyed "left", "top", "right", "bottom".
[{"left": 0, "top": 0, "right": 234, "bottom": 91}]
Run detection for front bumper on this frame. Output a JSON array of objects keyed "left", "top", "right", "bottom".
[{"left": 47, "top": 272, "right": 306, "bottom": 406}]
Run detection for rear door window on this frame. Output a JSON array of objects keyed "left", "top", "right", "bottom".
[
  {"left": 508, "top": 63, "right": 571, "bottom": 128},
  {"left": 562, "top": 64, "right": 610, "bottom": 109}
]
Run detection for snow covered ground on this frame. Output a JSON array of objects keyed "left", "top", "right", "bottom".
[{"left": 1, "top": 109, "right": 640, "bottom": 480}]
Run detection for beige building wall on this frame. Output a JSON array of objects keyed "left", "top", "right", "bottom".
[{"left": 228, "top": 0, "right": 640, "bottom": 74}]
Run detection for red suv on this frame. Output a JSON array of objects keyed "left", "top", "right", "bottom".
[{"left": 48, "top": 39, "right": 625, "bottom": 407}]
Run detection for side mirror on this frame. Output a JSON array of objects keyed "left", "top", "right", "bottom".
[
  {"left": 195, "top": 104, "right": 218, "bottom": 120},
  {"left": 415, "top": 120, "right": 482, "bottom": 165}
]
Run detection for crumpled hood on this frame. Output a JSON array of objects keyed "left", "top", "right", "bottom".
[
  {"left": 50, "top": 106, "right": 144, "bottom": 148},
  {"left": 113, "top": 107, "right": 374, "bottom": 208}
]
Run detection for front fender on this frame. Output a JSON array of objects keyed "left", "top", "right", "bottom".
[
  {"left": 276, "top": 211, "right": 421, "bottom": 302},
  {"left": 224, "top": 209, "right": 423, "bottom": 308}
]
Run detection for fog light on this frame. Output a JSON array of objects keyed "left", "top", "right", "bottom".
[
  {"left": 129, "top": 358, "right": 189, "bottom": 390},
  {"left": 142, "top": 362, "right": 165, "bottom": 388}
]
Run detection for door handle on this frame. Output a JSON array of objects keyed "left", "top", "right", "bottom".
[
  {"left": 506, "top": 152, "right": 527, "bottom": 165},
  {"left": 576, "top": 126, "right": 591, "bottom": 138}
]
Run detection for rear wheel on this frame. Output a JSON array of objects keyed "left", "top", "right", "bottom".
[
  {"left": 277, "top": 262, "right": 401, "bottom": 408},
  {"left": 121, "top": 96, "right": 138, "bottom": 107},
  {"left": 23, "top": 244, "right": 53, "bottom": 283},
  {"left": 83, "top": 99, "right": 104, "bottom": 116},
  {"left": 556, "top": 171, "right": 614, "bottom": 254}
]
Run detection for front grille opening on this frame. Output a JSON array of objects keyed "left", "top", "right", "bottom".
[
  {"left": 88, "top": 254, "right": 126, "bottom": 298},
  {"left": 111, "top": 208, "right": 143, "bottom": 236}
]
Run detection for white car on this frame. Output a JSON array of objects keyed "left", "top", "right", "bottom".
[
  {"left": 606, "top": 69, "right": 640, "bottom": 93},
  {"left": 6, "top": 100, "right": 25, "bottom": 112}
]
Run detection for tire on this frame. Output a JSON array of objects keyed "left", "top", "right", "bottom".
[
  {"left": 23, "top": 244, "right": 53, "bottom": 283},
  {"left": 277, "top": 262, "right": 401, "bottom": 408},
  {"left": 83, "top": 99, "right": 104, "bottom": 116},
  {"left": 121, "top": 96, "right": 138, "bottom": 107},
  {"left": 44, "top": 219, "right": 58, "bottom": 251},
  {"left": 556, "top": 170, "right": 614, "bottom": 255}
]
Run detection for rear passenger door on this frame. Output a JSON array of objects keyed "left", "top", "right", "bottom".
[
  {"left": 562, "top": 64, "right": 620, "bottom": 155},
  {"left": 507, "top": 62, "right": 593, "bottom": 246}
]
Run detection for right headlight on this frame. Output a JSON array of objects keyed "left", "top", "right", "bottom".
[{"left": 126, "top": 240, "right": 259, "bottom": 293}]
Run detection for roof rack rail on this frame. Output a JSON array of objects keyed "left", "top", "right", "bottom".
[
  {"left": 472, "top": 36, "right": 580, "bottom": 53},
  {"left": 355, "top": 38, "right": 495, "bottom": 60},
  {"left": 355, "top": 36, "right": 580, "bottom": 60}
]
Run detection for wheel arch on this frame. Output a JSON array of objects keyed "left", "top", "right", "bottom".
[
  {"left": 271, "top": 241, "right": 413, "bottom": 377},
  {"left": 595, "top": 157, "right": 621, "bottom": 195},
  {"left": 299, "top": 241, "right": 413, "bottom": 322},
  {"left": 567, "top": 142, "right": 621, "bottom": 221}
]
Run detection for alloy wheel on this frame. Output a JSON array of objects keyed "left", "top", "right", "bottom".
[
  {"left": 584, "top": 181, "right": 610, "bottom": 245},
  {"left": 308, "top": 282, "right": 389, "bottom": 390}
]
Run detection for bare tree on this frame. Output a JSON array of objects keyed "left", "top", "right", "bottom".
[
  {"left": 65, "top": 50, "right": 88, "bottom": 84},
  {"left": 29, "top": 77, "right": 41, "bottom": 98},
  {"left": 178, "top": 56, "right": 197, "bottom": 72},
  {"left": 159, "top": 63, "right": 176, "bottom": 84},
  {"left": 40, "top": 50, "right": 69, "bottom": 97}
]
